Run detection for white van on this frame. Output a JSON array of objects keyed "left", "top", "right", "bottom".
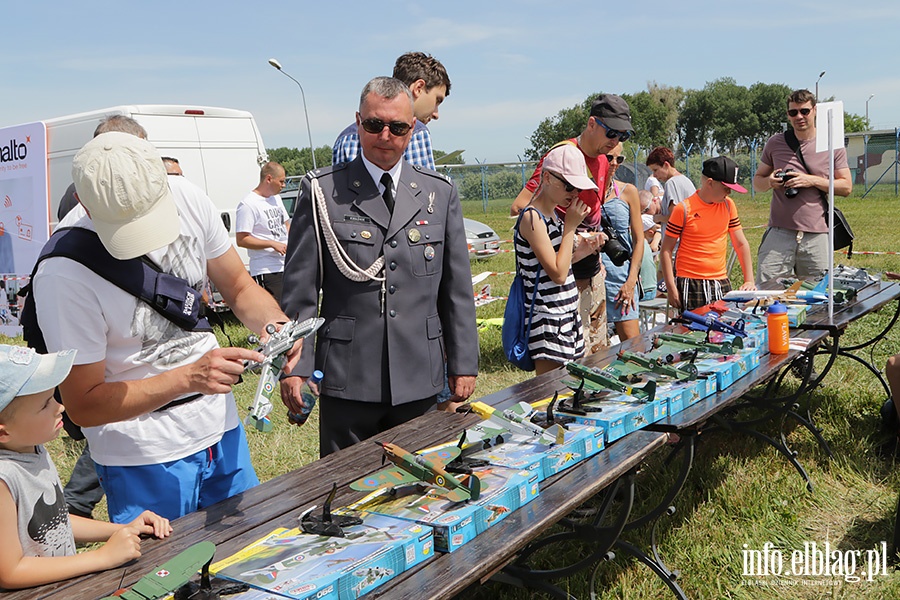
[{"left": 44, "top": 105, "right": 268, "bottom": 253}]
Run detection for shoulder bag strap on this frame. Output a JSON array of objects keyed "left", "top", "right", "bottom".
[{"left": 784, "top": 129, "right": 830, "bottom": 212}]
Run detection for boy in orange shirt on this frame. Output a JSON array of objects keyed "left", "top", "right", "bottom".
[{"left": 660, "top": 156, "right": 756, "bottom": 311}]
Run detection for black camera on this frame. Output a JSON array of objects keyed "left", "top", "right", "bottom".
[
  {"left": 601, "top": 226, "right": 629, "bottom": 267},
  {"left": 774, "top": 169, "right": 799, "bottom": 198}
]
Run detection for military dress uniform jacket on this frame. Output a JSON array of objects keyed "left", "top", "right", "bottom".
[{"left": 282, "top": 157, "right": 479, "bottom": 405}]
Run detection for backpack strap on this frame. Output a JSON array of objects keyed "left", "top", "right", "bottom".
[{"left": 29, "top": 227, "right": 211, "bottom": 332}]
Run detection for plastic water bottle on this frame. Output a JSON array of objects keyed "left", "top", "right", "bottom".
[
  {"left": 289, "top": 370, "right": 323, "bottom": 425},
  {"left": 767, "top": 302, "right": 790, "bottom": 355}
]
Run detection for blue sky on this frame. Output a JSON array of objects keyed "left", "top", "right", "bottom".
[{"left": 2, "top": 1, "right": 898, "bottom": 163}]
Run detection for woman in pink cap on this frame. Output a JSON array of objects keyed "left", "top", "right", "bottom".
[{"left": 514, "top": 144, "right": 601, "bottom": 375}]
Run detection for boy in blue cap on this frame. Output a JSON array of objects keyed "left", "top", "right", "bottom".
[{"left": 0, "top": 345, "right": 171, "bottom": 589}]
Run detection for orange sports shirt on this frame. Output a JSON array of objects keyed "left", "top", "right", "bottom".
[{"left": 664, "top": 192, "right": 741, "bottom": 280}]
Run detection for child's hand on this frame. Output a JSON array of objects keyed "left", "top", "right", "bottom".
[
  {"left": 127, "top": 511, "right": 173, "bottom": 539},
  {"left": 564, "top": 199, "right": 591, "bottom": 229},
  {"left": 100, "top": 525, "right": 143, "bottom": 568}
]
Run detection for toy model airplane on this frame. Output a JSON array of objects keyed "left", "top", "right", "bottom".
[
  {"left": 723, "top": 278, "right": 835, "bottom": 305},
  {"left": 678, "top": 310, "right": 747, "bottom": 338},
  {"left": 614, "top": 350, "right": 698, "bottom": 381},
  {"left": 467, "top": 401, "right": 566, "bottom": 446},
  {"left": 563, "top": 362, "right": 657, "bottom": 403},
  {"left": 653, "top": 332, "right": 742, "bottom": 356},
  {"left": 101, "top": 541, "right": 216, "bottom": 600},
  {"left": 245, "top": 317, "right": 324, "bottom": 432},
  {"left": 350, "top": 442, "right": 482, "bottom": 502}
]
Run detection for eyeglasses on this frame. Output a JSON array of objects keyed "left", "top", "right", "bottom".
[
  {"left": 548, "top": 171, "right": 578, "bottom": 192},
  {"left": 606, "top": 154, "right": 625, "bottom": 165},
  {"left": 787, "top": 108, "right": 812, "bottom": 117},
  {"left": 594, "top": 117, "right": 632, "bottom": 142},
  {"left": 360, "top": 118, "right": 413, "bottom": 136}
]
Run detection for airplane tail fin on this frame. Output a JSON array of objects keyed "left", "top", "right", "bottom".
[
  {"left": 467, "top": 474, "right": 482, "bottom": 501},
  {"left": 542, "top": 424, "right": 566, "bottom": 446},
  {"left": 446, "top": 474, "right": 481, "bottom": 502}
]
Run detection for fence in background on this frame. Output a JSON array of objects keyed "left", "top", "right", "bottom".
[{"left": 439, "top": 131, "right": 900, "bottom": 209}]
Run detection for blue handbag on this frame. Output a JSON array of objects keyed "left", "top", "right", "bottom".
[{"left": 502, "top": 208, "right": 544, "bottom": 371}]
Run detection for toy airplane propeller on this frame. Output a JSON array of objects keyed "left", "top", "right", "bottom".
[
  {"left": 350, "top": 442, "right": 481, "bottom": 502},
  {"left": 467, "top": 401, "right": 566, "bottom": 446},
  {"left": 101, "top": 541, "right": 216, "bottom": 600}
]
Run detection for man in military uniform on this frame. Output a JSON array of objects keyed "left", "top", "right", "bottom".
[{"left": 281, "top": 76, "right": 478, "bottom": 457}]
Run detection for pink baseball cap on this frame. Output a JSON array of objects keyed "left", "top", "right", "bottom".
[{"left": 542, "top": 144, "right": 598, "bottom": 191}]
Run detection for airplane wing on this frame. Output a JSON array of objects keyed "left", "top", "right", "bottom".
[
  {"left": 420, "top": 446, "right": 460, "bottom": 467},
  {"left": 350, "top": 468, "right": 420, "bottom": 492},
  {"left": 463, "top": 422, "right": 508, "bottom": 446},
  {"left": 104, "top": 541, "right": 215, "bottom": 600}
]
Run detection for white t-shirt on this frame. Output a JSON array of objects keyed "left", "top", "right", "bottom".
[
  {"left": 641, "top": 213, "right": 656, "bottom": 233},
  {"left": 34, "top": 176, "right": 239, "bottom": 467},
  {"left": 235, "top": 191, "right": 290, "bottom": 276},
  {"left": 644, "top": 176, "right": 662, "bottom": 196}
]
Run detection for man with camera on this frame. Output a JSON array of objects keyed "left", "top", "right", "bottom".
[
  {"left": 510, "top": 94, "right": 634, "bottom": 354},
  {"left": 753, "top": 89, "right": 852, "bottom": 283}
]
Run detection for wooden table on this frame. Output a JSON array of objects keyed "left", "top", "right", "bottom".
[{"left": 7, "top": 282, "right": 897, "bottom": 600}]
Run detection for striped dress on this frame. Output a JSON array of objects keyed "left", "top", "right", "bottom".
[{"left": 514, "top": 207, "right": 584, "bottom": 364}]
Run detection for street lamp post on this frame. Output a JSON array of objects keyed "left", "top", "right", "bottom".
[
  {"left": 268, "top": 58, "right": 317, "bottom": 171},
  {"left": 865, "top": 94, "right": 875, "bottom": 191},
  {"left": 815, "top": 71, "right": 826, "bottom": 101}
]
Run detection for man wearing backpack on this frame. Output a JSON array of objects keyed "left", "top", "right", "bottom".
[{"left": 31, "top": 131, "right": 301, "bottom": 523}]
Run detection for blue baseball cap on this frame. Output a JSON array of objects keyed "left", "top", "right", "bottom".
[{"left": 0, "top": 345, "right": 77, "bottom": 413}]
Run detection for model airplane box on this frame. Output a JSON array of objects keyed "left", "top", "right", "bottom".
[
  {"left": 464, "top": 422, "right": 605, "bottom": 481},
  {"left": 654, "top": 382, "right": 693, "bottom": 416},
  {"left": 347, "top": 465, "right": 539, "bottom": 553},
  {"left": 211, "top": 512, "right": 434, "bottom": 600},
  {"left": 565, "top": 395, "right": 667, "bottom": 443}
]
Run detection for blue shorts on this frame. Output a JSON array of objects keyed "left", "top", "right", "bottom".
[{"left": 96, "top": 424, "right": 259, "bottom": 523}]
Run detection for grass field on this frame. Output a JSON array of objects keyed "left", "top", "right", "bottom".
[{"left": 12, "top": 188, "right": 900, "bottom": 598}]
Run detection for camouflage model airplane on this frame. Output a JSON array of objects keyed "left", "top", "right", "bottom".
[
  {"left": 244, "top": 317, "right": 324, "bottom": 432},
  {"left": 653, "top": 332, "right": 742, "bottom": 356},
  {"left": 101, "top": 541, "right": 216, "bottom": 600},
  {"left": 466, "top": 401, "right": 566, "bottom": 446},
  {"left": 351, "top": 442, "right": 482, "bottom": 502},
  {"left": 611, "top": 350, "right": 698, "bottom": 381},
  {"left": 563, "top": 362, "right": 657, "bottom": 403}
]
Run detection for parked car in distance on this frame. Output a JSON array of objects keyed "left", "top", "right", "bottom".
[
  {"left": 281, "top": 190, "right": 501, "bottom": 260},
  {"left": 465, "top": 218, "right": 501, "bottom": 259}
]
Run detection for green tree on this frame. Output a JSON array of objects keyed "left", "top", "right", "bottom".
[
  {"left": 623, "top": 83, "right": 684, "bottom": 150},
  {"left": 677, "top": 87, "right": 715, "bottom": 154},
  {"left": 844, "top": 111, "right": 868, "bottom": 133},
  {"left": 749, "top": 82, "right": 792, "bottom": 142},
  {"left": 266, "top": 146, "right": 332, "bottom": 176},
  {"left": 524, "top": 96, "right": 596, "bottom": 160}
]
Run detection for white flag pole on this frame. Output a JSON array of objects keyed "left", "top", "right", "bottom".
[{"left": 827, "top": 108, "right": 835, "bottom": 324}]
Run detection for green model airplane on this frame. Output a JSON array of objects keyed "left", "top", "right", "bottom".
[
  {"left": 102, "top": 541, "right": 215, "bottom": 600},
  {"left": 612, "top": 350, "right": 698, "bottom": 382},
  {"left": 653, "top": 332, "right": 742, "bottom": 356},
  {"left": 351, "top": 442, "right": 482, "bottom": 502},
  {"left": 563, "top": 362, "right": 657, "bottom": 403}
]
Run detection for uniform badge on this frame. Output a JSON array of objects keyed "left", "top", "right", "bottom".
[
  {"left": 427, "top": 191, "right": 435, "bottom": 214},
  {"left": 411, "top": 182, "right": 418, "bottom": 189},
  {"left": 352, "top": 180, "right": 361, "bottom": 188},
  {"left": 360, "top": 230, "right": 372, "bottom": 239},
  {"left": 424, "top": 245, "right": 435, "bottom": 261},
  {"left": 408, "top": 228, "right": 421, "bottom": 243}
]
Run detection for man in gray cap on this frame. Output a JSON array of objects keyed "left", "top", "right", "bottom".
[
  {"left": 510, "top": 93, "right": 634, "bottom": 354},
  {"left": 32, "top": 132, "right": 301, "bottom": 523}
]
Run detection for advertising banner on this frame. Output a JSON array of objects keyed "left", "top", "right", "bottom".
[{"left": 0, "top": 121, "right": 48, "bottom": 336}]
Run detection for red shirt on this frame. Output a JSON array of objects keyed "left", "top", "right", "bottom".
[{"left": 525, "top": 138, "right": 608, "bottom": 229}]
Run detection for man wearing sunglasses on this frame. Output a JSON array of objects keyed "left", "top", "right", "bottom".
[
  {"left": 333, "top": 52, "right": 450, "bottom": 170},
  {"left": 510, "top": 94, "right": 634, "bottom": 354},
  {"left": 753, "top": 89, "right": 852, "bottom": 283},
  {"left": 282, "top": 77, "right": 478, "bottom": 457}
]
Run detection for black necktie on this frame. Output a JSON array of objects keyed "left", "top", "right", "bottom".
[{"left": 380, "top": 172, "right": 394, "bottom": 214}]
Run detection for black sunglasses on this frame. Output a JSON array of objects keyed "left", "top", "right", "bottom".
[
  {"left": 594, "top": 117, "right": 632, "bottom": 142},
  {"left": 548, "top": 171, "right": 578, "bottom": 192},
  {"left": 606, "top": 154, "right": 625, "bottom": 165},
  {"left": 360, "top": 118, "right": 413, "bottom": 136},
  {"left": 787, "top": 108, "right": 812, "bottom": 117}
]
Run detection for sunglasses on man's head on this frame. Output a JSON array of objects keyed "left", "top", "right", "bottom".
[
  {"left": 594, "top": 117, "right": 632, "bottom": 142},
  {"left": 606, "top": 154, "right": 625, "bottom": 165},
  {"left": 548, "top": 171, "right": 578, "bottom": 192},
  {"left": 360, "top": 118, "right": 413, "bottom": 136},
  {"left": 787, "top": 108, "right": 812, "bottom": 117}
]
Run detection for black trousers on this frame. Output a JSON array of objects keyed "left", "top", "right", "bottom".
[
  {"left": 318, "top": 395, "right": 437, "bottom": 458},
  {"left": 252, "top": 271, "right": 284, "bottom": 305}
]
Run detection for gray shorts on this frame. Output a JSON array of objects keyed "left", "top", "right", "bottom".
[{"left": 756, "top": 227, "right": 828, "bottom": 284}]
